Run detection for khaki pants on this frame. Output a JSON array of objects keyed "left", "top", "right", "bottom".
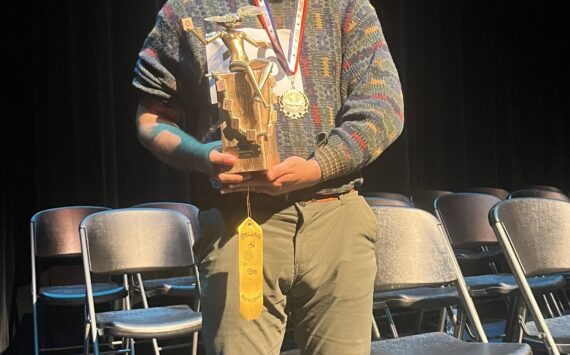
[{"left": 194, "top": 191, "right": 378, "bottom": 355}]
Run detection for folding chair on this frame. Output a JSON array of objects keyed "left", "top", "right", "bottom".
[
  {"left": 490, "top": 198, "right": 570, "bottom": 354},
  {"left": 466, "top": 187, "right": 510, "bottom": 200},
  {"left": 435, "top": 193, "right": 565, "bottom": 340},
  {"left": 30, "top": 206, "right": 127, "bottom": 355},
  {"left": 435, "top": 193, "right": 506, "bottom": 270},
  {"left": 131, "top": 202, "right": 200, "bottom": 299},
  {"left": 370, "top": 206, "right": 531, "bottom": 354},
  {"left": 507, "top": 189, "right": 569, "bottom": 202},
  {"left": 79, "top": 208, "right": 202, "bottom": 355}
]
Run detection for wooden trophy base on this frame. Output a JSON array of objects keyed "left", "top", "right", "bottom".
[{"left": 215, "top": 67, "right": 280, "bottom": 173}]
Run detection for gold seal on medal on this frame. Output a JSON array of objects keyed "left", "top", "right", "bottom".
[{"left": 279, "top": 88, "right": 309, "bottom": 119}]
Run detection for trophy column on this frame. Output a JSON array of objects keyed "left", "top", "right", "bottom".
[{"left": 214, "top": 64, "right": 280, "bottom": 173}]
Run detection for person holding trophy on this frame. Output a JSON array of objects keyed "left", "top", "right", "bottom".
[{"left": 133, "top": 0, "right": 404, "bottom": 353}]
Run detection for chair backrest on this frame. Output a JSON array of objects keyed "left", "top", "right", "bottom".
[
  {"left": 465, "top": 187, "right": 510, "bottom": 200},
  {"left": 31, "top": 206, "right": 111, "bottom": 258},
  {"left": 411, "top": 189, "right": 453, "bottom": 214},
  {"left": 364, "top": 197, "right": 410, "bottom": 207},
  {"left": 80, "top": 208, "right": 195, "bottom": 274},
  {"left": 507, "top": 189, "right": 569, "bottom": 202},
  {"left": 490, "top": 198, "right": 570, "bottom": 277},
  {"left": 131, "top": 202, "right": 200, "bottom": 239},
  {"left": 362, "top": 192, "right": 413, "bottom": 206},
  {"left": 371, "top": 206, "right": 457, "bottom": 291},
  {"left": 520, "top": 185, "right": 563, "bottom": 193},
  {"left": 435, "top": 193, "right": 502, "bottom": 248},
  {"left": 371, "top": 205, "right": 489, "bottom": 342}
]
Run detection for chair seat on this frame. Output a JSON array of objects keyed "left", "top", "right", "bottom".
[
  {"left": 143, "top": 276, "right": 197, "bottom": 298},
  {"left": 39, "top": 283, "right": 127, "bottom": 306},
  {"left": 374, "top": 287, "right": 460, "bottom": 310},
  {"left": 96, "top": 305, "right": 201, "bottom": 339},
  {"left": 371, "top": 332, "right": 531, "bottom": 355},
  {"left": 465, "top": 274, "right": 565, "bottom": 297},
  {"left": 279, "top": 333, "right": 532, "bottom": 355},
  {"left": 455, "top": 248, "right": 504, "bottom": 264},
  {"left": 525, "top": 314, "right": 570, "bottom": 346}
]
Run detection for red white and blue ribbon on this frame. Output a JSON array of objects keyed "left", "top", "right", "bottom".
[{"left": 253, "top": 0, "right": 307, "bottom": 76}]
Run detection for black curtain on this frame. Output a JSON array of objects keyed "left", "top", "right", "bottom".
[{"left": 2, "top": 0, "right": 569, "bottom": 350}]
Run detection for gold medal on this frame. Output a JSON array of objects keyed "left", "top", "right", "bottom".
[
  {"left": 238, "top": 191, "right": 263, "bottom": 320},
  {"left": 280, "top": 87, "right": 309, "bottom": 120}
]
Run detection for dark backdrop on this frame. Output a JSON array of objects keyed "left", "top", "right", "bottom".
[{"left": 2, "top": 0, "right": 568, "bottom": 350}]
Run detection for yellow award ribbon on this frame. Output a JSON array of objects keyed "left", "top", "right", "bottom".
[{"left": 238, "top": 189, "right": 263, "bottom": 320}]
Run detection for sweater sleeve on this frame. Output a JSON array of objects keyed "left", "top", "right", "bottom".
[
  {"left": 313, "top": 0, "right": 404, "bottom": 181},
  {"left": 132, "top": 1, "right": 198, "bottom": 111}
]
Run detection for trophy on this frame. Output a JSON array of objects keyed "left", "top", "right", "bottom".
[
  {"left": 183, "top": 6, "right": 284, "bottom": 320},
  {"left": 183, "top": 6, "right": 280, "bottom": 173}
]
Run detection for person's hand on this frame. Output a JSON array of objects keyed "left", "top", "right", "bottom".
[
  {"left": 220, "top": 156, "right": 322, "bottom": 196},
  {"left": 209, "top": 150, "right": 251, "bottom": 184}
]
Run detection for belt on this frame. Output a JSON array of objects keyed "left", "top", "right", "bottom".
[
  {"left": 284, "top": 188, "right": 356, "bottom": 205},
  {"left": 197, "top": 174, "right": 362, "bottom": 211}
]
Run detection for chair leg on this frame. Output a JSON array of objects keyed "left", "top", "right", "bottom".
[
  {"left": 192, "top": 331, "right": 199, "bottom": 355},
  {"left": 93, "top": 336, "right": 101, "bottom": 355},
  {"left": 371, "top": 314, "right": 381, "bottom": 340},
  {"left": 453, "top": 308, "right": 466, "bottom": 339},
  {"left": 415, "top": 310, "right": 424, "bottom": 334},
  {"left": 503, "top": 295, "right": 520, "bottom": 342},
  {"left": 547, "top": 292, "right": 562, "bottom": 317},
  {"left": 152, "top": 338, "right": 160, "bottom": 354},
  {"left": 32, "top": 302, "right": 39, "bottom": 355},
  {"left": 516, "top": 304, "right": 527, "bottom": 344},
  {"left": 83, "top": 308, "right": 91, "bottom": 355},
  {"left": 437, "top": 307, "right": 447, "bottom": 332},
  {"left": 541, "top": 293, "right": 555, "bottom": 318},
  {"left": 560, "top": 289, "right": 570, "bottom": 309},
  {"left": 383, "top": 305, "right": 399, "bottom": 338},
  {"left": 445, "top": 305, "right": 458, "bottom": 335}
]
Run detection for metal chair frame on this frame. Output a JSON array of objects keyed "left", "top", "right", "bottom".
[
  {"left": 491, "top": 198, "right": 570, "bottom": 355},
  {"left": 80, "top": 208, "right": 202, "bottom": 355},
  {"left": 30, "top": 206, "right": 127, "bottom": 355}
]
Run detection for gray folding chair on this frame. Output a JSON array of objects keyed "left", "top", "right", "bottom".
[
  {"left": 466, "top": 187, "right": 510, "bottom": 200},
  {"left": 508, "top": 189, "right": 570, "bottom": 202},
  {"left": 490, "top": 198, "right": 570, "bottom": 355},
  {"left": 435, "top": 193, "right": 505, "bottom": 269},
  {"left": 370, "top": 206, "right": 531, "bottom": 354},
  {"left": 436, "top": 193, "right": 565, "bottom": 340},
  {"left": 79, "top": 208, "right": 202, "bottom": 355},
  {"left": 131, "top": 202, "right": 200, "bottom": 299},
  {"left": 30, "top": 206, "right": 127, "bottom": 355}
]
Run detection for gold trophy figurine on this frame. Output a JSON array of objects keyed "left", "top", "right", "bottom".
[
  {"left": 185, "top": 6, "right": 273, "bottom": 106},
  {"left": 183, "top": 6, "right": 280, "bottom": 173}
]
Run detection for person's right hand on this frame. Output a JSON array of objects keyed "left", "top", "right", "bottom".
[{"left": 209, "top": 150, "right": 251, "bottom": 184}]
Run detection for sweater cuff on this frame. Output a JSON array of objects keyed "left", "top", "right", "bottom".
[{"left": 314, "top": 143, "right": 349, "bottom": 181}]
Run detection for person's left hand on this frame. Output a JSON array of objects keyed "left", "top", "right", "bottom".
[{"left": 220, "top": 156, "right": 322, "bottom": 196}]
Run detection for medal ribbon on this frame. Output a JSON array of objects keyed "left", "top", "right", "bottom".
[
  {"left": 254, "top": 0, "right": 307, "bottom": 76},
  {"left": 238, "top": 188, "right": 264, "bottom": 320}
]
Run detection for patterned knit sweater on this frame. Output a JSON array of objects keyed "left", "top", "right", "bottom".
[{"left": 133, "top": 0, "right": 404, "bottom": 192}]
